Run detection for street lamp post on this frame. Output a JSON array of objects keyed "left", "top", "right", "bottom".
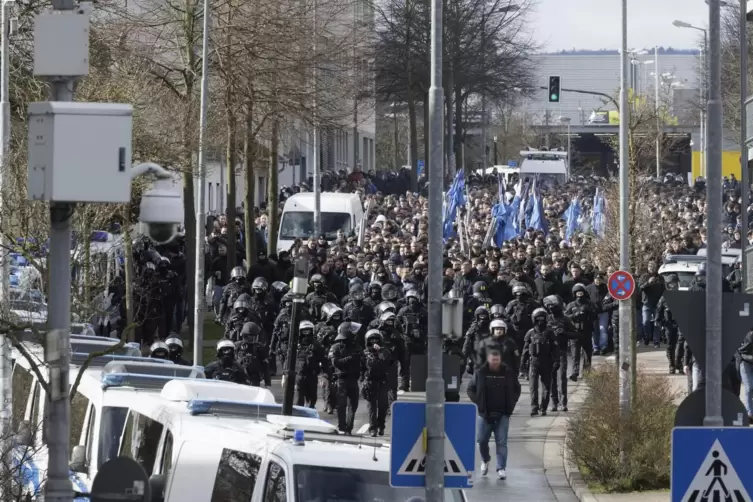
[
  {"left": 673, "top": 20, "right": 708, "bottom": 178},
  {"left": 493, "top": 136, "right": 498, "bottom": 165}
]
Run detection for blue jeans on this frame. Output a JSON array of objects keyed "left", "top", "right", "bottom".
[
  {"left": 593, "top": 313, "right": 609, "bottom": 351},
  {"left": 740, "top": 361, "right": 753, "bottom": 415},
  {"left": 642, "top": 306, "right": 658, "bottom": 344},
  {"left": 476, "top": 415, "right": 510, "bottom": 470},
  {"left": 212, "top": 285, "right": 223, "bottom": 315}
]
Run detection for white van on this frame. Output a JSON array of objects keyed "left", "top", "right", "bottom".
[
  {"left": 519, "top": 149, "right": 568, "bottom": 186},
  {"left": 119, "top": 380, "right": 465, "bottom": 502},
  {"left": 11, "top": 349, "right": 199, "bottom": 500},
  {"left": 277, "top": 193, "right": 364, "bottom": 253}
]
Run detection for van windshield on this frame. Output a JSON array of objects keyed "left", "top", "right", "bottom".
[
  {"left": 294, "top": 466, "right": 464, "bottom": 502},
  {"left": 280, "top": 212, "right": 352, "bottom": 240},
  {"left": 98, "top": 406, "right": 128, "bottom": 468}
]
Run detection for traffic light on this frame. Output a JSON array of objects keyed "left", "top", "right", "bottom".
[{"left": 548, "top": 76, "right": 561, "bottom": 103}]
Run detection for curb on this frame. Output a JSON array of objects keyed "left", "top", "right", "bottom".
[{"left": 562, "top": 429, "right": 599, "bottom": 502}]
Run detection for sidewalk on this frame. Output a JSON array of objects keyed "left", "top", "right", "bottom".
[{"left": 563, "top": 349, "right": 682, "bottom": 502}]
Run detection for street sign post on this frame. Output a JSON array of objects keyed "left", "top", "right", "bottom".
[
  {"left": 663, "top": 291, "right": 753, "bottom": 427},
  {"left": 671, "top": 428, "right": 753, "bottom": 502},
  {"left": 607, "top": 270, "right": 635, "bottom": 300},
  {"left": 389, "top": 401, "right": 477, "bottom": 488}
]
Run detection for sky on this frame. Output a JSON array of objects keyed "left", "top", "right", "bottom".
[{"left": 531, "top": 0, "right": 711, "bottom": 52}]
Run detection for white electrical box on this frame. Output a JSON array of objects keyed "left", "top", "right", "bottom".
[
  {"left": 27, "top": 102, "right": 133, "bottom": 203},
  {"left": 33, "top": 9, "right": 90, "bottom": 77}
]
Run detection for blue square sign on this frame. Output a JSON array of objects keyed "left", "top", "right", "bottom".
[
  {"left": 389, "top": 402, "right": 477, "bottom": 488},
  {"left": 671, "top": 427, "right": 753, "bottom": 502}
]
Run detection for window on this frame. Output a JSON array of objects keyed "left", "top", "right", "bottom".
[
  {"left": 85, "top": 405, "right": 97, "bottom": 467},
  {"left": 279, "top": 211, "right": 352, "bottom": 241},
  {"left": 210, "top": 448, "right": 262, "bottom": 502},
  {"left": 294, "top": 466, "right": 465, "bottom": 502},
  {"left": 11, "top": 366, "right": 32, "bottom": 432},
  {"left": 161, "top": 431, "right": 174, "bottom": 478},
  {"left": 263, "top": 461, "right": 287, "bottom": 502},
  {"left": 98, "top": 406, "right": 128, "bottom": 468},
  {"left": 70, "top": 391, "right": 90, "bottom": 454},
  {"left": 119, "top": 411, "right": 164, "bottom": 474}
]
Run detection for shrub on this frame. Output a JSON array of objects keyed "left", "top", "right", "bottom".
[{"left": 566, "top": 364, "right": 678, "bottom": 492}]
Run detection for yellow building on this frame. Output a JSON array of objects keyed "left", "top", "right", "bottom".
[{"left": 690, "top": 151, "right": 742, "bottom": 180}]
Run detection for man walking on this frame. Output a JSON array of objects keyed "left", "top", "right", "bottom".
[{"left": 467, "top": 346, "right": 521, "bottom": 480}]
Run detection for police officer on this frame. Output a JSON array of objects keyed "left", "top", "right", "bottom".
[
  {"left": 219, "top": 266, "right": 251, "bottom": 324},
  {"left": 270, "top": 281, "right": 290, "bottom": 304},
  {"left": 522, "top": 308, "right": 556, "bottom": 416},
  {"left": 149, "top": 341, "right": 169, "bottom": 360},
  {"left": 307, "top": 274, "right": 338, "bottom": 320},
  {"left": 565, "top": 283, "right": 597, "bottom": 380},
  {"left": 543, "top": 295, "right": 577, "bottom": 412},
  {"left": 463, "top": 306, "right": 492, "bottom": 375},
  {"left": 343, "top": 284, "right": 375, "bottom": 335},
  {"left": 368, "top": 281, "right": 383, "bottom": 304},
  {"left": 330, "top": 322, "right": 361, "bottom": 434},
  {"left": 482, "top": 319, "right": 520, "bottom": 374},
  {"left": 295, "top": 320, "right": 325, "bottom": 408},
  {"left": 504, "top": 284, "right": 539, "bottom": 350},
  {"left": 249, "top": 277, "right": 275, "bottom": 336},
  {"left": 397, "top": 289, "right": 427, "bottom": 392},
  {"left": 317, "top": 303, "right": 344, "bottom": 413},
  {"left": 165, "top": 336, "right": 191, "bottom": 365},
  {"left": 205, "top": 340, "right": 249, "bottom": 383},
  {"left": 361, "top": 329, "right": 391, "bottom": 437},
  {"left": 235, "top": 322, "right": 269, "bottom": 386},
  {"left": 490, "top": 304, "right": 505, "bottom": 321},
  {"left": 224, "top": 296, "right": 255, "bottom": 341},
  {"left": 376, "top": 311, "right": 407, "bottom": 402},
  {"left": 655, "top": 274, "right": 683, "bottom": 374},
  {"left": 467, "top": 281, "right": 493, "bottom": 315},
  {"left": 271, "top": 292, "right": 294, "bottom": 372},
  {"left": 156, "top": 258, "right": 179, "bottom": 339}
]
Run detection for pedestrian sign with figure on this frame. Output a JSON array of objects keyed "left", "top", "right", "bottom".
[{"left": 672, "top": 428, "right": 753, "bottom": 502}]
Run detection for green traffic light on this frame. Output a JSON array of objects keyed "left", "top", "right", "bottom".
[{"left": 550, "top": 93, "right": 558, "bottom": 101}]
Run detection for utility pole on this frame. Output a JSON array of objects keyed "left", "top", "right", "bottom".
[
  {"left": 655, "top": 46, "right": 661, "bottom": 178},
  {"left": 740, "top": 0, "right": 749, "bottom": 291},
  {"left": 312, "top": 0, "right": 321, "bottom": 236},
  {"left": 618, "top": 0, "right": 632, "bottom": 446},
  {"left": 0, "top": 0, "right": 12, "bottom": 494},
  {"left": 40, "top": 0, "right": 88, "bottom": 500},
  {"left": 425, "top": 0, "right": 444, "bottom": 497},
  {"left": 193, "top": 0, "right": 211, "bottom": 366},
  {"left": 705, "top": 0, "right": 724, "bottom": 428}
]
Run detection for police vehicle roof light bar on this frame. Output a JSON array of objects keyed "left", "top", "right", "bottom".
[
  {"left": 186, "top": 399, "right": 320, "bottom": 419},
  {"left": 70, "top": 352, "right": 174, "bottom": 368},
  {"left": 100, "top": 373, "right": 205, "bottom": 390}
]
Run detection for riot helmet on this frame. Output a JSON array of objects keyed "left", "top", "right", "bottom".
[{"left": 149, "top": 341, "right": 169, "bottom": 360}]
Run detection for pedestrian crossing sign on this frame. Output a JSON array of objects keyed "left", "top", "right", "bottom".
[
  {"left": 389, "top": 402, "right": 477, "bottom": 489},
  {"left": 672, "top": 428, "right": 753, "bottom": 502}
]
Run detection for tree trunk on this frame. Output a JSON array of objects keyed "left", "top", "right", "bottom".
[
  {"left": 268, "top": 116, "right": 280, "bottom": 256},
  {"left": 393, "top": 109, "right": 400, "bottom": 170},
  {"left": 123, "top": 218, "right": 135, "bottom": 340},
  {"left": 244, "top": 102, "right": 258, "bottom": 267},
  {"left": 225, "top": 111, "right": 238, "bottom": 272},
  {"left": 454, "top": 85, "right": 463, "bottom": 172},
  {"left": 407, "top": 82, "right": 418, "bottom": 191},
  {"left": 424, "top": 92, "right": 429, "bottom": 176}
]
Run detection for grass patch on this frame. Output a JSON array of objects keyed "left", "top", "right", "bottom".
[
  {"left": 185, "top": 346, "right": 216, "bottom": 366},
  {"left": 204, "top": 319, "right": 224, "bottom": 340},
  {"left": 566, "top": 364, "right": 678, "bottom": 493}
]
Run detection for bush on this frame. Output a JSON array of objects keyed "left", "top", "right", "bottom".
[{"left": 566, "top": 364, "right": 678, "bottom": 492}]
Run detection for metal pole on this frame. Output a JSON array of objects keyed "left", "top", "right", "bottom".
[
  {"left": 312, "top": 0, "right": 321, "bottom": 236},
  {"left": 566, "top": 122, "right": 571, "bottom": 180},
  {"left": 281, "top": 298, "right": 302, "bottom": 416},
  {"left": 655, "top": 46, "right": 661, "bottom": 178},
  {"left": 193, "top": 0, "right": 210, "bottom": 367},
  {"left": 705, "top": 0, "right": 724, "bottom": 428},
  {"left": 426, "top": 0, "right": 444, "bottom": 495},
  {"left": 0, "top": 2, "right": 11, "bottom": 495},
  {"left": 740, "top": 0, "right": 749, "bottom": 291},
  {"left": 703, "top": 32, "right": 708, "bottom": 178},
  {"left": 618, "top": 0, "right": 632, "bottom": 430}
]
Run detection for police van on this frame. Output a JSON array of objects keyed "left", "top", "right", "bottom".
[
  {"left": 120, "top": 380, "right": 465, "bottom": 502},
  {"left": 10, "top": 340, "right": 200, "bottom": 500}
]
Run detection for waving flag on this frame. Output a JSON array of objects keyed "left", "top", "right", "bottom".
[
  {"left": 592, "top": 187, "right": 606, "bottom": 237},
  {"left": 442, "top": 170, "right": 466, "bottom": 242},
  {"left": 529, "top": 178, "right": 548, "bottom": 234},
  {"left": 564, "top": 197, "right": 581, "bottom": 240},
  {"left": 516, "top": 181, "right": 530, "bottom": 236}
]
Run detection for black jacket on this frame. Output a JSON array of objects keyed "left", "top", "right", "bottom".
[{"left": 466, "top": 363, "right": 521, "bottom": 418}]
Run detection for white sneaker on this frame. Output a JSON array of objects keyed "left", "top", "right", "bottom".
[
  {"left": 497, "top": 469, "right": 506, "bottom": 480},
  {"left": 480, "top": 462, "right": 488, "bottom": 476}
]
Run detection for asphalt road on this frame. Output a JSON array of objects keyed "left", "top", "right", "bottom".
[{"left": 265, "top": 372, "right": 583, "bottom": 502}]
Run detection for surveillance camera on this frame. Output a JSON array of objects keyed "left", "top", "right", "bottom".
[{"left": 139, "top": 179, "right": 183, "bottom": 245}]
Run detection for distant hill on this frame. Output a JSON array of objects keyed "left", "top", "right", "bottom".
[{"left": 538, "top": 48, "right": 700, "bottom": 56}]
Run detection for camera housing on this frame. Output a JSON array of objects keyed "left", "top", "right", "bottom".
[{"left": 139, "top": 179, "right": 183, "bottom": 245}]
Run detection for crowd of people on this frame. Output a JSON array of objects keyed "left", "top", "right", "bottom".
[{"left": 111, "top": 165, "right": 753, "bottom": 482}]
